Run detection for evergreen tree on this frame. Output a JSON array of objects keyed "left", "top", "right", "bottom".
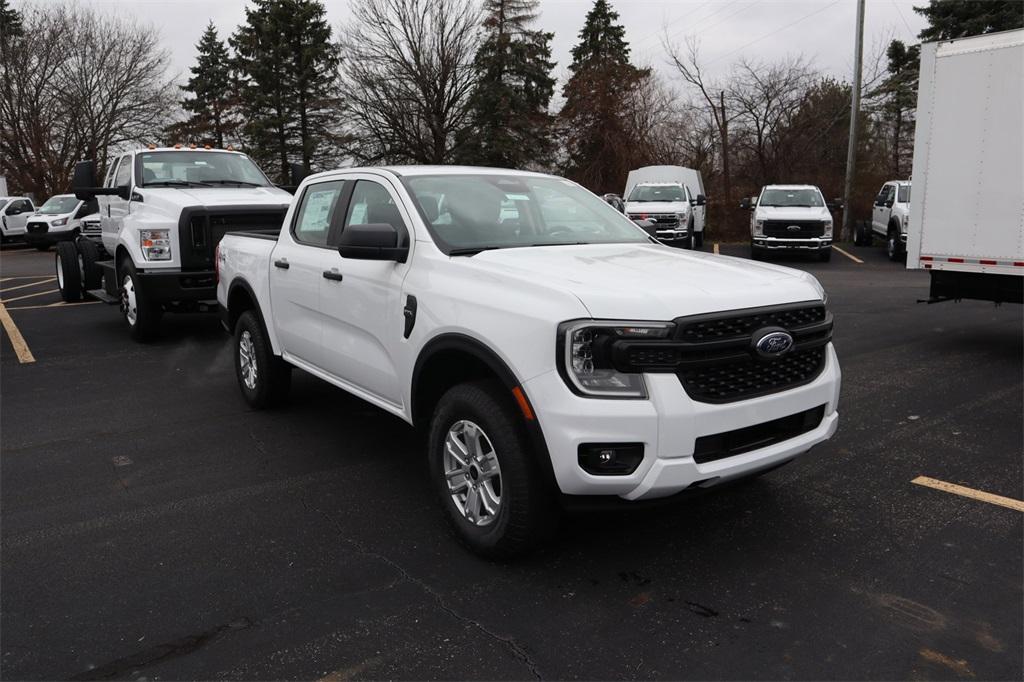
[
  {"left": 462, "top": 0, "right": 556, "bottom": 168},
  {"left": 179, "top": 22, "right": 236, "bottom": 147},
  {"left": 872, "top": 40, "right": 919, "bottom": 178},
  {"left": 915, "top": 0, "right": 1024, "bottom": 41},
  {"left": 0, "top": 0, "right": 23, "bottom": 39},
  {"left": 558, "top": 0, "right": 648, "bottom": 192},
  {"left": 230, "top": 0, "right": 340, "bottom": 182}
]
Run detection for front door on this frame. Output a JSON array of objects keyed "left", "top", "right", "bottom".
[
  {"left": 317, "top": 176, "right": 411, "bottom": 407},
  {"left": 2, "top": 199, "right": 33, "bottom": 235},
  {"left": 872, "top": 184, "right": 894, "bottom": 235},
  {"left": 269, "top": 179, "right": 348, "bottom": 367}
]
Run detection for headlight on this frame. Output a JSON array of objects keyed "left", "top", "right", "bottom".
[
  {"left": 823, "top": 220, "right": 833, "bottom": 237},
  {"left": 140, "top": 229, "right": 171, "bottom": 261},
  {"left": 754, "top": 219, "right": 764, "bottom": 236},
  {"left": 558, "top": 320, "right": 674, "bottom": 398},
  {"left": 675, "top": 211, "right": 688, "bottom": 221},
  {"left": 52, "top": 217, "right": 68, "bottom": 227}
]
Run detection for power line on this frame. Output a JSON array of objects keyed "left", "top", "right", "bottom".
[
  {"left": 706, "top": 0, "right": 844, "bottom": 65},
  {"left": 635, "top": 0, "right": 744, "bottom": 50},
  {"left": 890, "top": 0, "right": 915, "bottom": 37}
]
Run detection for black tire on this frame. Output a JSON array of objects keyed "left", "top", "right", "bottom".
[
  {"left": 77, "top": 239, "right": 103, "bottom": 291},
  {"left": 118, "top": 257, "right": 162, "bottom": 341},
  {"left": 55, "top": 241, "right": 83, "bottom": 302},
  {"left": 694, "top": 226, "right": 704, "bottom": 249},
  {"left": 428, "top": 380, "right": 556, "bottom": 559},
  {"left": 854, "top": 221, "right": 871, "bottom": 247},
  {"left": 886, "top": 225, "right": 904, "bottom": 261},
  {"left": 233, "top": 310, "right": 292, "bottom": 409},
  {"left": 682, "top": 223, "right": 694, "bottom": 250},
  {"left": 819, "top": 247, "right": 832, "bottom": 262},
  {"left": 750, "top": 241, "right": 765, "bottom": 261}
]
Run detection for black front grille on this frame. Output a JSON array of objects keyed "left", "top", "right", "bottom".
[
  {"left": 693, "top": 404, "right": 826, "bottom": 464},
  {"left": 679, "top": 306, "right": 826, "bottom": 342},
  {"left": 26, "top": 221, "right": 48, "bottom": 234},
  {"left": 763, "top": 220, "right": 825, "bottom": 238},
  {"left": 679, "top": 347, "right": 826, "bottom": 403},
  {"left": 178, "top": 207, "right": 286, "bottom": 270}
]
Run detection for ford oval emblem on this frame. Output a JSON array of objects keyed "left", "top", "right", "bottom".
[
  {"left": 787, "top": 225, "right": 802, "bottom": 232},
  {"left": 754, "top": 330, "right": 794, "bottom": 358}
]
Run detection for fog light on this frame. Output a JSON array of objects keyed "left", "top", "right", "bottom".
[{"left": 578, "top": 443, "right": 644, "bottom": 475}]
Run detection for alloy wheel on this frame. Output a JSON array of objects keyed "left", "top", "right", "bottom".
[{"left": 443, "top": 420, "right": 502, "bottom": 526}]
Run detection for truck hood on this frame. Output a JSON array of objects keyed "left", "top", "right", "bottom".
[
  {"left": 754, "top": 205, "right": 832, "bottom": 221},
  {"left": 139, "top": 186, "right": 292, "bottom": 212},
  {"left": 624, "top": 201, "right": 690, "bottom": 215},
  {"left": 462, "top": 243, "right": 824, "bottom": 320}
]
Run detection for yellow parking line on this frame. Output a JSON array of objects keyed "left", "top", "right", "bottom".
[
  {"left": 912, "top": 476, "right": 1024, "bottom": 512},
  {"left": 6, "top": 301, "right": 101, "bottom": 311},
  {"left": 0, "top": 277, "right": 56, "bottom": 294},
  {"left": 832, "top": 245, "right": 864, "bottom": 264},
  {"left": 1, "top": 288, "right": 57, "bottom": 304},
  {"left": 1, "top": 276, "right": 53, "bottom": 282},
  {"left": 713, "top": 243, "right": 720, "bottom": 255},
  {"left": 0, "top": 301, "right": 35, "bottom": 363}
]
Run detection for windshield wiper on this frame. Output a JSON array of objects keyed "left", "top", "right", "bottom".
[
  {"left": 529, "top": 242, "right": 589, "bottom": 247},
  {"left": 448, "top": 246, "right": 505, "bottom": 257},
  {"left": 202, "top": 180, "right": 265, "bottom": 187},
  {"left": 144, "top": 180, "right": 212, "bottom": 188}
]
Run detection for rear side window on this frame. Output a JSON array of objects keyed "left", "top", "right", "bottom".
[{"left": 293, "top": 180, "right": 344, "bottom": 246}]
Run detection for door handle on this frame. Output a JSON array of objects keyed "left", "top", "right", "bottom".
[
  {"left": 322, "top": 270, "right": 344, "bottom": 281},
  {"left": 274, "top": 259, "right": 290, "bottom": 269}
]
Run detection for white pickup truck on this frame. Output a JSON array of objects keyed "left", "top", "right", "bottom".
[
  {"left": 855, "top": 180, "right": 911, "bottom": 261},
  {"left": 742, "top": 185, "right": 837, "bottom": 262},
  {"left": 64, "top": 147, "right": 292, "bottom": 339},
  {"left": 217, "top": 166, "right": 841, "bottom": 557}
]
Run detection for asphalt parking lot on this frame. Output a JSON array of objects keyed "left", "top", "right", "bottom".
[{"left": 2, "top": 239, "right": 1021, "bottom": 680}]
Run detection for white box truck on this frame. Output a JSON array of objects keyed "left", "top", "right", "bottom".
[
  {"left": 624, "top": 166, "right": 707, "bottom": 248},
  {"left": 906, "top": 29, "right": 1024, "bottom": 304}
]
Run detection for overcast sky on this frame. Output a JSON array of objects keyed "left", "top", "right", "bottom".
[{"left": 69, "top": 0, "right": 928, "bottom": 85}]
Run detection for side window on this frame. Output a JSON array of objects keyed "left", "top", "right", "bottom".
[
  {"left": 104, "top": 159, "right": 119, "bottom": 188},
  {"left": 343, "top": 180, "right": 406, "bottom": 236},
  {"left": 113, "top": 156, "right": 132, "bottom": 188},
  {"left": 293, "top": 180, "right": 344, "bottom": 246}
]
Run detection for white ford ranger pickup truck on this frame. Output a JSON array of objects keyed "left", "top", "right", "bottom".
[{"left": 217, "top": 166, "right": 841, "bottom": 557}]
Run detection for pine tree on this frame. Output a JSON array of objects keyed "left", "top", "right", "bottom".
[
  {"left": 462, "top": 0, "right": 556, "bottom": 168},
  {"left": 873, "top": 40, "right": 920, "bottom": 178},
  {"left": 230, "top": 0, "right": 340, "bottom": 182},
  {"left": 558, "top": 0, "right": 648, "bottom": 192},
  {"left": 915, "top": 0, "right": 1023, "bottom": 41},
  {"left": 0, "top": 0, "right": 23, "bottom": 39},
  {"left": 179, "top": 22, "right": 236, "bottom": 148}
]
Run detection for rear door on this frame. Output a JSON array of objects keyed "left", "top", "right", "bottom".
[
  {"left": 269, "top": 178, "right": 348, "bottom": 367},
  {"left": 3, "top": 200, "right": 33, "bottom": 234},
  {"left": 316, "top": 175, "right": 412, "bottom": 407}
]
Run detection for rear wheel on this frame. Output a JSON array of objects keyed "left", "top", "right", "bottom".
[
  {"left": 119, "top": 257, "right": 162, "bottom": 341},
  {"left": 428, "top": 380, "right": 556, "bottom": 558},
  {"left": 77, "top": 239, "right": 103, "bottom": 290},
  {"left": 854, "top": 221, "right": 872, "bottom": 246},
  {"left": 234, "top": 310, "right": 291, "bottom": 408},
  {"left": 694, "top": 226, "right": 704, "bottom": 249},
  {"left": 56, "top": 241, "right": 83, "bottom": 302}
]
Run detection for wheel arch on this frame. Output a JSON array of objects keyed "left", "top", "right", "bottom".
[
  {"left": 412, "top": 333, "right": 556, "bottom": 485},
  {"left": 226, "top": 278, "right": 277, "bottom": 353}
]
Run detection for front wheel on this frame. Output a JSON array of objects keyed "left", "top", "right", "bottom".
[
  {"left": 887, "top": 229, "right": 904, "bottom": 261},
  {"left": 119, "top": 258, "right": 161, "bottom": 341},
  {"left": 428, "top": 381, "right": 556, "bottom": 558},
  {"left": 55, "top": 241, "right": 83, "bottom": 302},
  {"left": 819, "top": 247, "right": 833, "bottom": 262},
  {"left": 77, "top": 239, "right": 103, "bottom": 290},
  {"left": 694, "top": 226, "right": 704, "bottom": 249},
  {"left": 234, "top": 310, "right": 291, "bottom": 408}
]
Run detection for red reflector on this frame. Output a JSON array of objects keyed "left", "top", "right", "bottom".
[
  {"left": 980, "top": 259, "right": 997, "bottom": 265},
  {"left": 511, "top": 386, "right": 535, "bottom": 421},
  {"left": 920, "top": 256, "right": 933, "bottom": 261},
  {"left": 1015, "top": 262, "right": 1024, "bottom": 267},
  {"left": 947, "top": 257, "right": 964, "bottom": 263}
]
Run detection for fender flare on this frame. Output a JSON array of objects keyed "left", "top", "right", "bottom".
[
  {"left": 412, "top": 333, "right": 556, "bottom": 485},
  {"left": 226, "top": 277, "right": 276, "bottom": 352}
]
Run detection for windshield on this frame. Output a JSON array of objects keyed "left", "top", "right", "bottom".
[
  {"left": 898, "top": 185, "right": 911, "bottom": 203},
  {"left": 138, "top": 151, "right": 271, "bottom": 187},
  {"left": 759, "top": 188, "right": 824, "bottom": 207},
  {"left": 406, "top": 174, "right": 650, "bottom": 254},
  {"left": 38, "top": 196, "right": 80, "bottom": 214},
  {"left": 628, "top": 185, "right": 686, "bottom": 202}
]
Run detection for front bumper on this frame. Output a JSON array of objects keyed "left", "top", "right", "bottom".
[
  {"left": 753, "top": 236, "right": 832, "bottom": 251},
  {"left": 524, "top": 343, "right": 841, "bottom": 500},
  {"left": 134, "top": 268, "right": 218, "bottom": 304},
  {"left": 24, "top": 227, "right": 77, "bottom": 246},
  {"left": 656, "top": 227, "right": 690, "bottom": 242}
]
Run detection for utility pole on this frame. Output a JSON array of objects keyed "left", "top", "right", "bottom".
[{"left": 842, "top": 0, "right": 866, "bottom": 242}]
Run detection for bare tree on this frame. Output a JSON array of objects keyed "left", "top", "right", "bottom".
[
  {"left": 339, "top": 0, "right": 481, "bottom": 164},
  {"left": 664, "top": 37, "right": 736, "bottom": 208},
  {"left": 0, "top": 4, "right": 174, "bottom": 198}
]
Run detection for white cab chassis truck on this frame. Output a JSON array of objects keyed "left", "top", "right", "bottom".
[
  {"left": 64, "top": 148, "right": 294, "bottom": 338},
  {"left": 856, "top": 180, "right": 911, "bottom": 261},
  {"left": 742, "top": 185, "right": 838, "bottom": 262},
  {"left": 906, "top": 29, "right": 1024, "bottom": 304},
  {"left": 624, "top": 166, "right": 707, "bottom": 248},
  {"left": 217, "top": 166, "right": 841, "bottom": 557}
]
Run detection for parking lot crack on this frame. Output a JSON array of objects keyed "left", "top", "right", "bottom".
[{"left": 299, "top": 497, "right": 543, "bottom": 680}]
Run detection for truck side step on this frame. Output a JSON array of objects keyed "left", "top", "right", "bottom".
[{"left": 87, "top": 289, "right": 119, "bottom": 305}]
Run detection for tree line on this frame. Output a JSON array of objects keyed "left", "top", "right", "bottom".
[{"left": 2, "top": 0, "right": 1021, "bottom": 239}]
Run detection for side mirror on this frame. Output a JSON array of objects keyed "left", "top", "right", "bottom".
[
  {"left": 739, "top": 197, "right": 751, "bottom": 210},
  {"left": 338, "top": 223, "right": 408, "bottom": 262},
  {"left": 695, "top": 194, "right": 706, "bottom": 206},
  {"left": 116, "top": 184, "right": 132, "bottom": 201},
  {"left": 632, "top": 218, "right": 658, "bottom": 239},
  {"left": 72, "top": 160, "right": 119, "bottom": 200}
]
